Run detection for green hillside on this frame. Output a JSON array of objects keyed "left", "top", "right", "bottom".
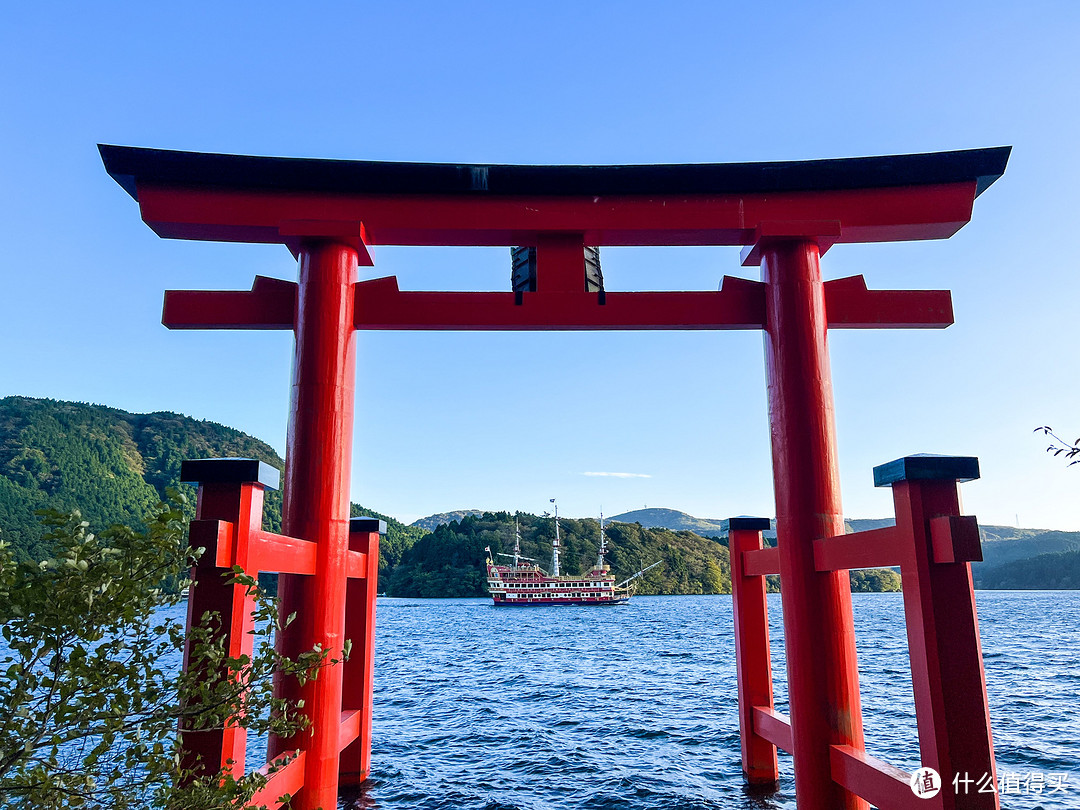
[
  {"left": 976, "top": 548, "right": 1080, "bottom": 589},
  {"left": 389, "top": 511, "right": 904, "bottom": 596},
  {"left": 0, "top": 396, "right": 423, "bottom": 580},
  {"left": 6, "top": 395, "right": 1066, "bottom": 597},
  {"left": 0, "top": 396, "right": 282, "bottom": 561},
  {"left": 389, "top": 511, "right": 733, "bottom": 597}
]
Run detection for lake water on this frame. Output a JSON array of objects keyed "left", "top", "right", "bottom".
[
  {"left": 6, "top": 592, "right": 1075, "bottom": 808},
  {"left": 342, "top": 592, "right": 1078, "bottom": 810}
]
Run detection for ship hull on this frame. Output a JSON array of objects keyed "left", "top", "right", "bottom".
[
  {"left": 485, "top": 560, "right": 633, "bottom": 607},
  {"left": 491, "top": 596, "right": 630, "bottom": 607}
]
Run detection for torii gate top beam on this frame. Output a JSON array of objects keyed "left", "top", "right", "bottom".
[{"left": 100, "top": 145, "right": 1010, "bottom": 251}]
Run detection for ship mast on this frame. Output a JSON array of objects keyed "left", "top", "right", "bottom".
[
  {"left": 513, "top": 515, "right": 522, "bottom": 567},
  {"left": 549, "top": 498, "right": 561, "bottom": 577},
  {"left": 596, "top": 510, "right": 608, "bottom": 570}
]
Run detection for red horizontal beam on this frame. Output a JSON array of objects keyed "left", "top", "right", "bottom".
[
  {"left": 251, "top": 530, "right": 318, "bottom": 576},
  {"left": 929, "top": 514, "right": 982, "bottom": 563},
  {"left": 163, "top": 274, "right": 951, "bottom": 332},
  {"left": 164, "top": 276, "right": 295, "bottom": 330},
  {"left": 813, "top": 526, "right": 902, "bottom": 571},
  {"left": 345, "top": 550, "right": 369, "bottom": 579},
  {"left": 137, "top": 181, "right": 977, "bottom": 247},
  {"left": 830, "top": 744, "right": 936, "bottom": 810},
  {"left": 354, "top": 275, "right": 766, "bottom": 330},
  {"left": 742, "top": 547, "right": 780, "bottom": 577},
  {"left": 247, "top": 750, "right": 307, "bottom": 809},
  {"left": 338, "top": 709, "right": 360, "bottom": 752},
  {"left": 752, "top": 706, "right": 793, "bottom": 753},
  {"left": 824, "top": 275, "right": 953, "bottom": 329},
  {"left": 188, "top": 519, "right": 326, "bottom": 576},
  {"left": 189, "top": 519, "right": 237, "bottom": 567}
]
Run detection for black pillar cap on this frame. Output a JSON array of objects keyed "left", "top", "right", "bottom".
[
  {"left": 350, "top": 517, "right": 387, "bottom": 535},
  {"left": 179, "top": 458, "right": 281, "bottom": 490},
  {"left": 873, "top": 454, "right": 980, "bottom": 488},
  {"left": 728, "top": 516, "right": 773, "bottom": 531}
]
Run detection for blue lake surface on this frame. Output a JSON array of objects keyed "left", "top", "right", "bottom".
[
  {"left": 340, "top": 592, "right": 1078, "bottom": 810},
  {"left": 5, "top": 592, "right": 1074, "bottom": 808}
]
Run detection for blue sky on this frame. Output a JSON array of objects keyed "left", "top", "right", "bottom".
[{"left": 2, "top": 1, "right": 1079, "bottom": 528}]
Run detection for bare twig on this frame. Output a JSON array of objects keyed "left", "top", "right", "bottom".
[{"left": 1035, "top": 425, "right": 1080, "bottom": 465}]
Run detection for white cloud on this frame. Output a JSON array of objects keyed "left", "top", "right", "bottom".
[{"left": 582, "top": 471, "right": 652, "bottom": 479}]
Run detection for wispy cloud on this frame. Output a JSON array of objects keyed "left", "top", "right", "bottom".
[{"left": 582, "top": 471, "right": 652, "bottom": 479}]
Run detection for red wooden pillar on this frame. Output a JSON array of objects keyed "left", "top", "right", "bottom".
[
  {"left": 877, "top": 456, "right": 998, "bottom": 809},
  {"left": 759, "top": 238, "right": 867, "bottom": 810},
  {"left": 340, "top": 517, "right": 383, "bottom": 785},
  {"left": 179, "top": 458, "right": 278, "bottom": 779},
  {"left": 270, "top": 240, "right": 359, "bottom": 809},
  {"left": 729, "top": 516, "right": 780, "bottom": 784}
]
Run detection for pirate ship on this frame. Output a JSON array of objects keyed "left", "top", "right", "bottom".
[{"left": 484, "top": 502, "right": 660, "bottom": 606}]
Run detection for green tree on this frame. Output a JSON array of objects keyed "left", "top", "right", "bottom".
[
  {"left": 849, "top": 568, "right": 902, "bottom": 593},
  {"left": 0, "top": 495, "right": 330, "bottom": 809},
  {"left": 702, "top": 559, "right": 727, "bottom": 594}
]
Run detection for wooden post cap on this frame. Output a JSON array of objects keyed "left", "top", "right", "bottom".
[
  {"left": 179, "top": 458, "right": 281, "bottom": 490},
  {"left": 349, "top": 517, "right": 387, "bottom": 535},
  {"left": 873, "top": 454, "right": 979, "bottom": 488},
  {"left": 728, "top": 516, "right": 773, "bottom": 531}
]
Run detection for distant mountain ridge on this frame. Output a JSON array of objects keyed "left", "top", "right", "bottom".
[
  {"left": 6, "top": 396, "right": 1078, "bottom": 592},
  {"left": 414, "top": 505, "right": 1080, "bottom": 554},
  {"left": 609, "top": 509, "right": 1080, "bottom": 587},
  {"left": 605, "top": 507, "right": 729, "bottom": 537},
  {"left": 410, "top": 509, "right": 485, "bottom": 531},
  {"left": 407, "top": 507, "right": 738, "bottom": 537}
]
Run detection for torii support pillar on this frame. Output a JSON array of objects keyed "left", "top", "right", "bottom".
[
  {"left": 269, "top": 240, "right": 360, "bottom": 810},
  {"left": 761, "top": 238, "right": 866, "bottom": 810}
]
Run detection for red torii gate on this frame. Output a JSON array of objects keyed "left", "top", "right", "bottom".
[{"left": 101, "top": 143, "right": 1009, "bottom": 810}]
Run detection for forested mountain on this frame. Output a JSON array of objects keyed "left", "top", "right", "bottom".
[
  {"left": 4, "top": 396, "right": 1073, "bottom": 596},
  {"left": 607, "top": 509, "right": 1080, "bottom": 588},
  {"left": 389, "top": 511, "right": 903, "bottom": 597},
  {"left": 0, "top": 397, "right": 282, "bottom": 561},
  {"left": 0, "top": 397, "right": 423, "bottom": 580},
  {"left": 978, "top": 527, "right": 1080, "bottom": 569},
  {"left": 976, "top": 548, "right": 1080, "bottom": 589},
  {"left": 389, "top": 511, "right": 733, "bottom": 597},
  {"left": 410, "top": 509, "right": 484, "bottom": 531}
]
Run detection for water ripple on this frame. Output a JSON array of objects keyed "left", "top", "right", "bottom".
[{"left": 338, "top": 593, "right": 1080, "bottom": 809}]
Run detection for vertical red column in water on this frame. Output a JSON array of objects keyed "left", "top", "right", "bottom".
[
  {"left": 888, "top": 470, "right": 998, "bottom": 810},
  {"left": 729, "top": 517, "right": 779, "bottom": 784},
  {"left": 340, "top": 518, "right": 382, "bottom": 785},
  {"left": 760, "top": 240, "right": 867, "bottom": 810},
  {"left": 270, "top": 241, "right": 358, "bottom": 809}
]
